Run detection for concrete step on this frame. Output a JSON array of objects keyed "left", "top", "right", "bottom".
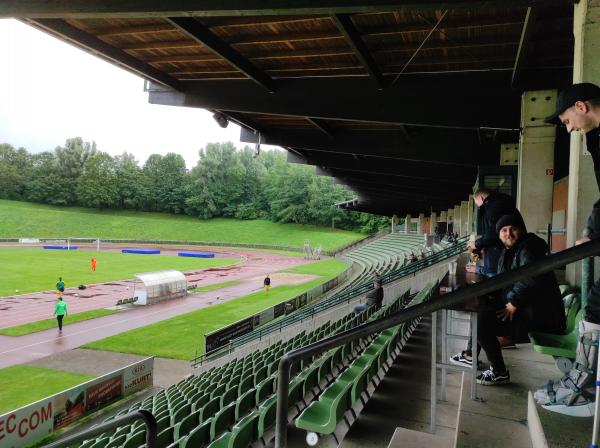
[
  {"left": 527, "top": 391, "right": 549, "bottom": 448},
  {"left": 386, "top": 427, "right": 453, "bottom": 448}
]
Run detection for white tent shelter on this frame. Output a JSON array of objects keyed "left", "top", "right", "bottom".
[{"left": 133, "top": 270, "right": 187, "bottom": 305}]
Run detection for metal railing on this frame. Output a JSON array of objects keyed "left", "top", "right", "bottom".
[
  {"left": 191, "top": 238, "right": 467, "bottom": 367},
  {"left": 274, "top": 238, "right": 600, "bottom": 448},
  {"left": 43, "top": 410, "right": 157, "bottom": 448}
]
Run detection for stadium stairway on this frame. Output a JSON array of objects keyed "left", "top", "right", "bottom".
[{"left": 69, "top": 284, "right": 438, "bottom": 448}]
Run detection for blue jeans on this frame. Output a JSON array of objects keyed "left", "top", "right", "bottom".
[{"left": 353, "top": 304, "right": 368, "bottom": 315}]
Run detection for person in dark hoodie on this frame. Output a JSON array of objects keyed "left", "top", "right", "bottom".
[{"left": 475, "top": 214, "right": 566, "bottom": 385}]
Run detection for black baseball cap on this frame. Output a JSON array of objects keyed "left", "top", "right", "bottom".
[{"left": 545, "top": 83, "right": 600, "bottom": 125}]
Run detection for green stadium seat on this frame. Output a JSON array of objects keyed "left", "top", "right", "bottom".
[
  {"left": 171, "top": 403, "right": 192, "bottom": 426},
  {"left": 174, "top": 410, "right": 200, "bottom": 440},
  {"left": 559, "top": 284, "right": 572, "bottom": 297},
  {"left": 122, "top": 429, "right": 145, "bottom": 448},
  {"left": 257, "top": 396, "right": 277, "bottom": 437},
  {"left": 211, "top": 384, "right": 227, "bottom": 399},
  {"left": 288, "top": 376, "right": 305, "bottom": 409},
  {"left": 295, "top": 377, "right": 353, "bottom": 435},
  {"left": 207, "top": 412, "right": 259, "bottom": 448},
  {"left": 211, "top": 402, "right": 237, "bottom": 440},
  {"left": 563, "top": 293, "right": 582, "bottom": 332},
  {"left": 221, "top": 385, "right": 238, "bottom": 407},
  {"left": 255, "top": 376, "right": 275, "bottom": 404},
  {"left": 87, "top": 437, "right": 110, "bottom": 448},
  {"left": 199, "top": 396, "right": 221, "bottom": 421},
  {"left": 156, "top": 415, "right": 171, "bottom": 434},
  {"left": 529, "top": 309, "right": 581, "bottom": 360},
  {"left": 301, "top": 364, "right": 319, "bottom": 397},
  {"left": 105, "top": 434, "right": 127, "bottom": 448},
  {"left": 111, "top": 425, "right": 130, "bottom": 440},
  {"left": 182, "top": 418, "right": 212, "bottom": 448},
  {"left": 191, "top": 391, "right": 211, "bottom": 412},
  {"left": 157, "top": 426, "right": 175, "bottom": 447},
  {"left": 235, "top": 389, "right": 256, "bottom": 420},
  {"left": 238, "top": 375, "right": 254, "bottom": 397},
  {"left": 253, "top": 366, "right": 268, "bottom": 386}
]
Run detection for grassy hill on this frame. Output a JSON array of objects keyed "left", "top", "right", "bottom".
[{"left": 0, "top": 200, "right": 364, "bottom": 251}]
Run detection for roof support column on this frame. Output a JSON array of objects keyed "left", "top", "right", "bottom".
[
  {"left": 430, "top": 211, "right": 438, "bottom": 236},
  {"left": 460, "top": 201, "right": 469, "bottom": 236},
  {"left": 466, "top": 195, "right": 475, "bottom": 236},
  {"left": 405, "top": 214, "right": 412, "bottom": 234},
  {"left": 439, "top": 210, "right": 447, "bottom": 233},
  {"left": 391, "top": 214, "right": 398, "bottom": 233},
  {"left": 453, "top": 205, "right": 461, "bottom": 235},
  {"left": 418, "top": 213, "right": 426, "bottom": 235},
  {"left": 516, "top": 90, "right": 556, "bottom": 238},
  {"left": 566, "top": 0, "right": 600, "bottom": 285}
]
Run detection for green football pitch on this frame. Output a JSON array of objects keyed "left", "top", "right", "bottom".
[
  {"left": 83, "top": 259, "right": 349, "bottom": 359},
  {"left": 0, "top": 248, "right": 238, "bottom": 297}
]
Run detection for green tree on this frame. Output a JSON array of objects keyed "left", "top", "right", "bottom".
[
  {"left": 143, "top": 153, "right": 187, "bottom": 213},
  {"left": 52, "top": 137, "right": 97, "bottom": 205},
  {"left": 0, "top": 143, "right": 30, "bottom": 199},
  {"left": 76, "top": 152, "right": 119, "bottom": 209},
  {"left": 114, "top": 152, "right": 149, "bottom": 209}
]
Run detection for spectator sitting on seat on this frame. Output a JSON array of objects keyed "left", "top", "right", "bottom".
[
  {"left": 409, "top": 252, "right": 418, "bottom": 263},
  {"left": 455, "top": 214, "right": 566, "bottom": 385},
  {"left": 353, "top": 280, "right": 384, "bottom": 314}
]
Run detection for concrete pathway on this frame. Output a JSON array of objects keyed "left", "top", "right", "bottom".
[
  {"left": 27, "top": 349, "right": 190, "bottom": 389},
  {"left": 0, "top": 277, "right": 288, "bottom": 368}
]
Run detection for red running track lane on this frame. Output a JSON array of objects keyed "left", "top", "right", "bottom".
[
  {"left": 0, "top": 243, "right": 313, "bottom": 329},
  {"left": 0, "top": 280, "right": 281, "bottom": 369}
]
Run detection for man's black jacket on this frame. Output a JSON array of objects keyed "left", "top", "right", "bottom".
[
  {"left": 475, "top": 193, "right": 524, "bottom": 273},
  {"left": 497, "top": 233, "right": 566, "bottom": 334},
  {"left": 366, "top": 287, "right": 383, "bottom": 308}
]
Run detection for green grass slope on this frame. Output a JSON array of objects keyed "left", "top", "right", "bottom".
[
  {"left": 0, "top": 365, "right": 94, "bottom": 414},
  {"left": 83, "top": 259, "right": 348, "bottom": 359},
  {"left": 0, "top": 200, "right": 363, "bottom": 251},
  {"left": 0, "top": 248, "right": 237, "bottom": 296}
]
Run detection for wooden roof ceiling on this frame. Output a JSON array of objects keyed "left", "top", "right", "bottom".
[{"left": 4, "top": 1, "right": 575, "bottom": 215}]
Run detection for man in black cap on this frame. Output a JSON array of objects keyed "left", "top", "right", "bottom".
[
  {"left": 534, "top": 83, "right": 600, "bottom": 415},
  {"left": 474, "top": 214, "right": 565, "bottom": 385}
]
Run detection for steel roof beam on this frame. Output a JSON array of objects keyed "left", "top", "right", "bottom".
[
  {"left": 331, "top": 13, "right": 385, "bottom": 89},
  {"left": 167, "top": 17, "right": 275, "bottom": 92},
  {"left": 25, "top": 18, "right": 182, "bottom": 91},
  {"left": 1, "top": 1, "right": 567, "bottom": 19},
  {"left": 239, "top": 126, "right": 499, "bottom": 166},
  {"left": 511, "top": 7, "right": 536, "bottom": 88},
  {"left": 149, "top": 73, "right": 521, "bottom": 130}
]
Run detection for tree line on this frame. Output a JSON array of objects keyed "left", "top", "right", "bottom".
[{"left": 0, "top": 138, "right": 389, "bottom": 233}]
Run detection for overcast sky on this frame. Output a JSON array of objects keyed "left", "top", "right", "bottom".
[{"left": 0, "top": 19, "right": 270, "bottom": 168}]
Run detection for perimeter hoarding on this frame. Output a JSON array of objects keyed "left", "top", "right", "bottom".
[
  {"left": 0, "top": 357, "right": 154, "bottom": 448},
  {"left": 204, "top": 268, "right": 350, "bottom": 352}
]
